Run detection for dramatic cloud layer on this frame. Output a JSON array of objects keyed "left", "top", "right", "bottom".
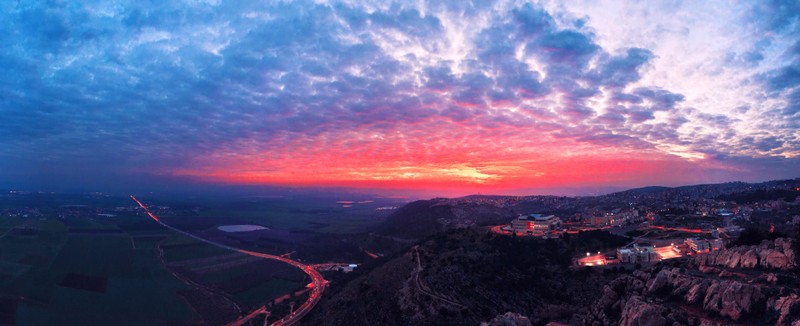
[{"left": 1, "top": 0, "right": 798, "bottom": 194}]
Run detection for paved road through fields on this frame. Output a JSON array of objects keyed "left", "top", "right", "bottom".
[{"left": 131, "top": 195, "right": 326, "bottom": 326}]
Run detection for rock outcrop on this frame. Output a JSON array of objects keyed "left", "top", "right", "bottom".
[
  {"left": 693, "top": 238, "right": 796, "bottom": 271},
  {"left": 773, "top": 294, "right": 800, "bottom": 326},
  {"left": 642, "top": 268, "right": 768, "bottom": 321},
  {"left": 481, "top": 312, "right": 533, "bottom": 326},
  {"left": 702, "top": 280, "right": 765, "bottom": 320},
  {"left": 618, "top": 296, "right": 669, "bottom": 326},
  {"left": 578, "top": 238, "right": 800, "bottom": 325}
]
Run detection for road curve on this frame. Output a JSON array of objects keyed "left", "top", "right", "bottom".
[
  {"left": 130, "top": 195, "right": 326, "bottom": 326},
  {"left": 411, "top": 247, "right": 466, "bottom": 308}
]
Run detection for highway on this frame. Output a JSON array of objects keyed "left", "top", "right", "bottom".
[
  {"left": 311, "top": 263, "right": 358, "bottom": 271},
  {"left": 130, "top": 195, "right": 326, "bottom": 326}
]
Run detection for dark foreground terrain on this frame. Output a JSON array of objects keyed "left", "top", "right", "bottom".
[
  {"left": 1, "top": 179, "right": 799, "bottom": 325},
  {"left": 576, "top": 237, "right": 799, "bottom": 325},
  {"left": 305, "top": 228, "right": 631, "bottom": 325},
  {"left": 306, "top": 229, "right": 800, "bottom": 325}
]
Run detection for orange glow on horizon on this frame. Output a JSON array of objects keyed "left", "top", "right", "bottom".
[
  {"left": 170, "top": 124, "right": 736, "bottom": 194},
  {"left": 174, "top": 149, "right": 722, "bottom": 194}
]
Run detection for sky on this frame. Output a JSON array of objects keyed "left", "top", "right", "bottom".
[{"left": 1, "top": 0, "right": 799, "bottom": 196}]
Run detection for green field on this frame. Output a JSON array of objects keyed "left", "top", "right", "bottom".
[
  {"left": 236, "top": 278, "right": 302, "bottom": 308},
  {"left": 0, "top": 192, "right": 394, "bottom": 325},
  {"left": 0, "top": 219, "right": 66, "bottom": 276},
  {"left": 160, "top": 235, "right": 232, "bottom": 262},
  {"left": 15, "top": 233, "right": 196, "bottom": 325},
  {"left": 0, "top": 214, "right": 200, "bottom": 326},
  {"left": 161, "top": 238, "right": 309, "bottom": 310},
  {"left": 63, "top": 217, "right": 121, "bottom": 231},
  {"left": 131, "top": 235, "right": 168, "bottom": 249},
  {"left": 197, "top": 197, "right": 393, "bottom": 234}
]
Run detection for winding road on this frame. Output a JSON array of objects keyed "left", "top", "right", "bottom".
[
  {"left": 131, "top": 195, "right": 327, "bottom": 326},
  {"left": 411, "top": 246, "right": 466, "bottom": 308}
]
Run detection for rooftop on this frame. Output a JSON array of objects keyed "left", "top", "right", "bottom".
[{"left": 524, "top": 214, "right": 556, "bottom": 221}]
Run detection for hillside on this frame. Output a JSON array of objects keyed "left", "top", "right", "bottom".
[
  {"left": 616, "top": 186, "right": 673, "bottom": 195},
  {"left": 378, "top": 199, "right": 514, "bottom": 238},
  {"left": 304, "top": 228, "right": 630, "bottom": 325},
  {"left": 305, "top": 228, "right": 800, "bottom": 325}
]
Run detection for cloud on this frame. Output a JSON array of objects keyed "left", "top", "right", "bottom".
[
  {"left": 592, "top": 48, "right": 653, "bottom": 88},
  {"left": 0, "top": 0, "right": 798, "bottom": 193}
]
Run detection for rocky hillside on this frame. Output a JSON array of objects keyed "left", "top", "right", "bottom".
[
  {"left": 304, "top": 229, "right": 627, "bottom": 325},
  {"left": 481, "top": 312, "right": 533, "bottom": 326},
  {"left": 576, "top": 238, "right": 800, "bottom": 325},
  {"left": 306, "top": 227, "right": 800, "bottom": 325},
  {"left": 693, "top": 237, "right": 796, "bottom": 270}
]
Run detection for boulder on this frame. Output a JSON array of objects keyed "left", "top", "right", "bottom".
[
  {"left": 703, "top": 281, "right": 764, "bottom": 321},
  {"left": 481, "top": 312, "right": 532, "bottom": 326},
  {"left": 740, "top": 248, "right": 759, "bottom": 268},
  {"left": 772, "top": 294, "right": 800, "bottom": 326},
  {"left": 685, "top": 281, "right": 709, "bottom": 305},
  {"left": 763, "top": 250, "right": 792, "bottom": 270},
  {"left": 695, "top": 238, "right": 795, "bottom": 271},
  {"left": 619, "top": 296, "right": 668, "bottom": 326}
]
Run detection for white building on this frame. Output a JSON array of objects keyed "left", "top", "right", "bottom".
[
  {"left": 685, "top": 238, "right": 710, "bottom": 252},
  {"left": 685, "top": 238, "right": 724, "bottom": 253},
  {"left": 510, "top": 214, "right": 562, "bottom": 234},
  {"left": 617, "top": 242, "right": 659, "bottom": 263}
]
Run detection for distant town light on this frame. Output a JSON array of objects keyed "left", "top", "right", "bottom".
[{"left": 586, "top": 252, "right": 590, "bottom": 256}]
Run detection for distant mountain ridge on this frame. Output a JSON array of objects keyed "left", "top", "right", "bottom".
[
  {"left": 612, "top": 185, "right": 672, "bottom": 195},
  {"left": 608, "top": 179, "right": 799, "bottom": 198}
]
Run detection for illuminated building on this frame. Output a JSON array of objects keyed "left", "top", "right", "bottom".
[
  {"left": 685, "top": 238, "right": 710, "bottom": 252},
  {"left": 685, "top": 238, "right": 723, "bottom": 253},
  {"left": 510, "top": 214, "right": 562, "bottom": 234},
  {"left": 589, "top": 210, "right": 640, "bottom": 227},
  {"left": 616, "top": 242, "right": 658, "bottom": 263},
  {"left": 710, "top": 238, "right": 723, "bottom": 251}
]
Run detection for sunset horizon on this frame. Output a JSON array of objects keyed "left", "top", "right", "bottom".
[
  {"left": 2, "top": 2, "right": 800, "bottom": 325},
  {"left": 2, "top": 1, "right": 798, "bottom": 195}
]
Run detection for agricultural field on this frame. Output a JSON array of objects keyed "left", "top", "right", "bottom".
[
  {"left": 162, "top": 239, "right": 308, "bottom": 310},
  {"left": 0, "top": 205, "right": 200, "bottom": 325},
  {"left": 192, "top": 196, "right": 404, "bottom": 234},
  {"left": 160, "top": 236, "right": 232, "bottom": 261},
  {"left": 0, "top": 191, "right": 392, "bottom": 325}
]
